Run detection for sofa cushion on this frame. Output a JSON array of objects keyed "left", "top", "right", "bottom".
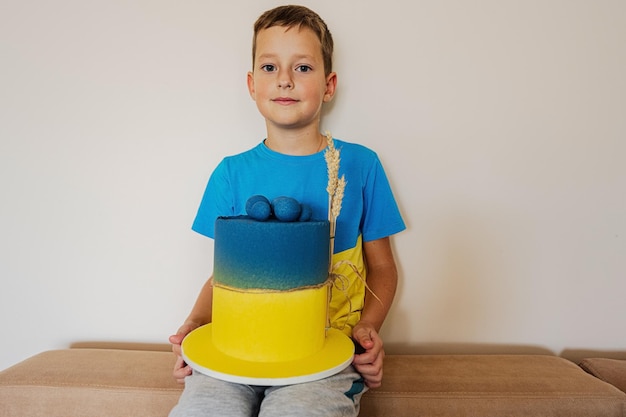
[
  {"left": 580, "top": 358, "right": 626, "bottom": 394},
  {"left": 0, "top": 349, "right": 182, "bottom": 417},
  {"left": 360, "top": 355, "right": 626, "bottom": 417}
]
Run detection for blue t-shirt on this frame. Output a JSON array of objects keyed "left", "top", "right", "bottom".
[
  {"left": 193, "top": 139, "right": 405, "bottom": 251},
  {"left": 192, "top": 138, "right": 405, "bottom": 332}
]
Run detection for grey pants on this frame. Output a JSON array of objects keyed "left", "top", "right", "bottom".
[{"left": 169, "top": 366, "right": 366, "bottom": 417}]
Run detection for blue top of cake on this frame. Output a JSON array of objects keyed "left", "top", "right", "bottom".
[{"left": 213, "top": 196, "right": 330, "bottom": 291}]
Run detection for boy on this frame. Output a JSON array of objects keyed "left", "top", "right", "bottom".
[{"left": 169, "top": 5, "right": 405, "bottom": 416}]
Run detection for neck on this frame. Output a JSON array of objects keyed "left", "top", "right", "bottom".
[{"left": 264, "top": 126, "right": 326, "bottom": 156}]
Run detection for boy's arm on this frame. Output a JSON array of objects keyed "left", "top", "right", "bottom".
[
  {"left": 351, "top": 236, "right": 398, "bottom": 388},
  {"left": 169, "top": 276, "right": 214, "bottom": 383}
]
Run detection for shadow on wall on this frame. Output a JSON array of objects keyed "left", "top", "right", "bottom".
[
  {"left": 384, "top": 341, "right": 553, "bottom": 356},
  {"left": 384, "top": 342, "right": 626, "bottom": 364},
  {"left": 561, "top": 349, "right": 626, "bottom": 364},
  {"left": 70, "top": 341, "right": 171, "bottom": 352}
]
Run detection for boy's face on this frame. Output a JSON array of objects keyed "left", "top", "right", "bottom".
[{"left": 247, "top": 26, "right": 336, "bottom": 133}]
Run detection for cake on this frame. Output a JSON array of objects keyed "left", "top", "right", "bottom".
[{"left": 211, "top": 214, "right": 330, "bottom": 362}]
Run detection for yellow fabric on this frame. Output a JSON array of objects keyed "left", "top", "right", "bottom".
[{"left": 328, "top": 234, "right": 366, "bottom": 336}]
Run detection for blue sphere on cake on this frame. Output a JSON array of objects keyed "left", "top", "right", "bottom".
[
  {"left": 272, "top": 196, "right": 302, "bottom": 222},
  {"left": 245, "top": 195, "right": 271, "bottom": 221}
]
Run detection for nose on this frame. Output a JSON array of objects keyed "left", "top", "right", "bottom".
[{"left": 277, "top": 69, "right": 293, "bottom": 89}]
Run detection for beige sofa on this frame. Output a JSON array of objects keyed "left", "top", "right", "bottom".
[{"left": 1, "top": 343, "right": 625, "bottom": 416}]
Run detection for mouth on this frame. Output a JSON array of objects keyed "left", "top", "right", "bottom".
[{"left": 272, "top": 97, "right": 298, "bottom": 105}]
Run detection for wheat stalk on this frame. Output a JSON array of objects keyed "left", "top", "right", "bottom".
[
  {"left": 324, "top": 132, "right": 346, "bottom": 272},
  {"left": 325, "top": 133, "right": 339, "bottom": 221},
  {"left": 331, "top": 176, "right": 345, "bottom": 220}
]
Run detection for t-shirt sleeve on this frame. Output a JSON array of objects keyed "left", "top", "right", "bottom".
[
  {"left": 361, "top": 156, "right": 406, "bottom": 242},
  {"left": 191, "top": 160, "right": 235, "bottom": 239}
]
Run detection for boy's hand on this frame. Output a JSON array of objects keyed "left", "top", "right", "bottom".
[
  {"left": 351, "top": 321, "right": 385, "bottom": 388},
  {"left": 169, "top": 321, "right": 201, "bottom": 384}
]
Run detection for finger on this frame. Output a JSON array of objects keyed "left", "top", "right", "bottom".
[
  {"left": 173, "top": 355, "right": 186, "bottom": 370},
  {"left": 354, "top": 353, "right": 383, "bottom": 374},
  {"left": 174, "top": 367, "right": 191, "bottom": 384},
  {"left": 170, "top": 321, "right": 199, "bottom": 344},
  {"left": 353, "top": 351, "right": 375, "bottom": 365},
  {"left": 353, "top": 328, "right": 374, "bottom": 349},
  {"left": 355, "top": 363, "right": 383, "bottom": 388},
  {"left": 359, "top": 359, "right": 383, "bottom": 381},
  {"left": 173, "top": 356, "right": 192, "bottom": 383},
  {"left": 365, "top": 373, "right": 383, "bottom": 388},
  {"left": 352, "top": 341, "right": 383, "bottom": 365}
]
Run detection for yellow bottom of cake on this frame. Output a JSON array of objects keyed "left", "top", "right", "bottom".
[{"left": 212, "top": 284, "right": 328, "bottom": 363}]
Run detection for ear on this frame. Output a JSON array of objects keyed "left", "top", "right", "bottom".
[
  {"left": 247, "top": 71, "right": 256, "bottom": 101},
  {"left": 323, "top": 72, "right": 337, "bottom": 103}
]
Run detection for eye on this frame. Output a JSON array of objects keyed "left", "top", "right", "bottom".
[
  {"left": 296, "top": 65, "right": 312, "bottom": 73},
  {"left": 261, "top": 64, "right": 276, "bottom": 72}
]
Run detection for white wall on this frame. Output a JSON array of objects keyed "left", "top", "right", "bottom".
[{"left": 1, "top": 0, "right": 624, "bottom": 371}]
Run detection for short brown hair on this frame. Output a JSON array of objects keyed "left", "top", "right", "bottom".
[{"left": 252, "top": 5, "right": 334, "bottom": 76}]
